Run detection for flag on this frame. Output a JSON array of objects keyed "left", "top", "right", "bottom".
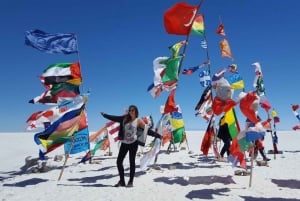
[
  {"left": 91, "top": 130, "right": 110, "bottom": 155},
  {"left": 170, "top": 110, "right": 185, "bottom": 143},
  {"left": 191, "top": 14, "right": 205, "bottom": 36},
  {"left": 163, "top": 90, "right": 178, "bottom": 114},
  {"left": 34, "top": 103, "right": 86, "bottom": 154},
  {"left": 216, "top": 23, "right": 226, "bottom": 36},
  {"left": 195, "top": 85, "right": 213, "bottom": 121},
  {"left": 229, "top": 138, "right": 246, "bottom": 168},
  {"left": 182, "top": 66, "right": 199, "bottom": 75},
  {"left": 140, "top": 138, "right": 161, "bottom": 171},
  {"left": 42, "top": 62, "right": 82, "bottom": 85},
  {"left": 64, "top": 127, "right": 90, "bottom": 154},
  {"left": 292, "top": 104, "right": 299, "bottom": 112},
  {"left": 271, "top": 109, "right": 280, "bottom": 123},
  {"left": 168, "top": 40, "right": 186, "bottom": 58},
  {"left": 26, "top": 105, "right": 68, "bottom": 130},
  {"left": 147, "top": 83, "right": 162, "bottom": 98},
  {"left": 212, "top": 68, "right": 227, "bottom": 85},
  {"left": 170, "top": 111, "right": 184, "bottom": 129},
  {"left": 223, "top": 108, "right": 239, "bottom": 138},
  {"left": 227, "top": 72, "right": 244, "bottom": 90},
  {"left": 172, "top": 127, "right": 185, "bottom": 144},
  {"left": 200, "top": 117, "right": 214, "bottom": 156},
  {"left": 199, "top": 70, "right": 211, "bottom": 87},
  {"left": 159, "top": 56, "right": 181, "bottom": 84},
  {"left": 182, "top": 61, "right": 209, "bottom": 75},
  {"left": 293, "top": 124, "right": 300, "bottom": 131},
  {"left": 25, "top": 29, "right": 78, "bottom": 54},
  {"left": 239, "top": 91, "right": 260, "bottom": 124},
  {"left": 164, "top": 2, "right": 198, "bottom": 35},
  {"left": 259, "top": 95, "right": 271, "bottom": 112},
  {"left": 106, "top": 121, "right": 120, "bottom": 142},
  {"left": 29, "top": 83, "right": 80, "bottom": 104},
  {"left": 200, "top": 40, "right": 207, "bottom": 49},
  {"left": 152, "top": 56, "right": 181, "bottom": 93},
  {"left": 219, "top": 39, "right": 232, "bottom": 59}
]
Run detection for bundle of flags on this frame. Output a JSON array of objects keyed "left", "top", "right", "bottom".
[
  {"left": 34, "top": 101, "right": 87, "bottom": 157},
  {"left": 25, "top": 29, "right": 91, "bottom": 161}
]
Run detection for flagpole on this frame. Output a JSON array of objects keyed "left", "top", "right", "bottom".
[{"left": 177, "top": 0, "right": 205, "bottom": 76}]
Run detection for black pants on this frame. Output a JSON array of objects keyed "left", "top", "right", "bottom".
[
  {"left": 220, "top": 138, "right": 231, "bottom": 157},
  {"left": 117, "top": 140, "right": 139, "bottom": 183}
]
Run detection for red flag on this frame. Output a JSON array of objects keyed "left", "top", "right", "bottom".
[
  {"left": 200, "top": 118, "right": 214, "bottom": 155},
  {"left": 163, "top": 90, "right": 178, "bottom": 114},
  {"left": 216, "top": 23, "right": 226, "bottom": 36},
  {"left": 164, "top": 2, "right": 198, "bottom": 35},
  {"left": 239, "top": 91, "right": 260, "bottom": 124},
  {"left": 292, "top": 104, "right": 299, "bottom": 111}
]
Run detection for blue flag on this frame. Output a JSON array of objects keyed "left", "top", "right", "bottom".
[{"left": 25, "top": 29, "right": 78, "bottom": 54}]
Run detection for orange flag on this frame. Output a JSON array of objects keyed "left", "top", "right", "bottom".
[{"left": 220, "top": 39, "right": 232, "bottom": 59}]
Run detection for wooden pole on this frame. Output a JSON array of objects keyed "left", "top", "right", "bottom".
[
  {"left": 249, "top": 146, "right": 254, "bottom": 187},
  {"left": 58, "top": 137, "right": 75, "bottom": 181}
]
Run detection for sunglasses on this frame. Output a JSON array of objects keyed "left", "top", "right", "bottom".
[{"left": 129, "top": 109, "right": 135, "bottom": 112}]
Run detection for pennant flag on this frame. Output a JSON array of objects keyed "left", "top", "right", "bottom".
[
  {"left": 168, "top": 40, "right": 186, "bottom": 58},
  {"left": 163, "top": 90, "right": 178, "bottom": 114},
  {"left": 34, "top": 103, "right": 86, "bottom": 155},
  {"left": 216, "top": 23, "right": 226, "bottom": 36},
  {"left": 42, "top": 62, "right": 82, "bottom": 85},
  {"left": 25, "top": 29, "right": 78, "bottom": 54},
  {"left": 199, "top": 70, "right": 211, "bottom": 87},
  {"left": 163, "top": 2, "right": 198, "bottom": 35},
  {"left": 191, "top": 14, "right": 205, "bottom": 36},
  {"left": 219, "top": 39, "right": 232, "bottom": 59}
]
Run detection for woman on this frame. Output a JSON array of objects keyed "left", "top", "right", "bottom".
[
  {"left": 101, "top": 105, "right": 160, "bottom": 187},
  {"left": 217, "top": 116, "right": 232, "bottom": 160}
]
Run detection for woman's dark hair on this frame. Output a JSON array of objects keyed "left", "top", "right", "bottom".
[{"left": 124, "top": 105, "right": 139, "bottom": 124}]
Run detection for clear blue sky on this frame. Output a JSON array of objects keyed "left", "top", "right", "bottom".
[{"left": 0, "top": 0, "right": 299, "bottom": 132}]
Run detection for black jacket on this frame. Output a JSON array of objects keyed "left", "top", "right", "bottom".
[{"left": 102, "top": 113, "right": 126, "bottom": 140}]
